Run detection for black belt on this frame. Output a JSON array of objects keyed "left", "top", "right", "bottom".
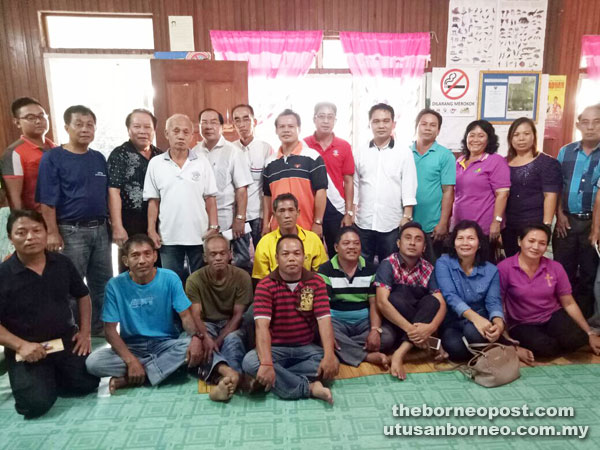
[
  {"left": 59, "top": 218, "right": 106, "bottom": 227},
  {"left": 567, "top": 212, "right": 592, "bottom": 220}
]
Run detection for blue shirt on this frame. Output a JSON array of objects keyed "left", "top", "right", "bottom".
[
  {"left": 434, "top": 254, "right": 504, "bottom": 321},
  {"left": 557, "top": 141, "right": 600, "bottom": 213},
  {"left": 102, "top": 268, "right": 191, "bottom": 340},
  {"left": 412, "top": 141, "right": 456, "bottom": 233},
  {"left": 35, "top": 146, "right": 108, "bottom": 221}
]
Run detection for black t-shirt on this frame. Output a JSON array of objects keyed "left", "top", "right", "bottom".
[{"left": 0, "top": 252, "right": 89, "bottom": 342}]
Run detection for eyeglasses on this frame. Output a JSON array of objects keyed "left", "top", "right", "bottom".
[
  {"left": 315, "top": 114, "right": 336, "bottom": 121},
  {"left": 19, "top": 113, "right": 48, "bottom": 123}
]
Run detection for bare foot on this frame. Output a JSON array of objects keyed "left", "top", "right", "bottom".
[
  {"left": 309, "top": 381, "right": 333, "bottom": 405},
  {"left": 108, "top": 376, "right": 128, "bottom": 394},
  {"left": 365, "top": 352, "right": 390, "bottom": 370},
  {"left": 209, "top": 376, "right": 235, "bottom": 402},
  {"left": 217, "top": 364, "right": 240, "bottom": 391},
  {"left": 516, "top": 346, "right": 535, "bottom": 365},
  {"left": 433, "top": 344, "right": 449, "bottom": 362},
  {"left": 390, "top": 352, "right": 407, "bottom": 381}
]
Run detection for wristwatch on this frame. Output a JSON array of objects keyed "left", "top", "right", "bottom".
[
  {"left": 371, "top": 326, "right": 383, "bottom": 334},
  {"left": 193, "top": 332, "right": 204, "bottom": 340},
  {"left": 494, "top": 216, "right": 503, "bottom": 222},
  {"left": 346, "top": 210, "right": 354, "bottom": 217},
  {"left": 235, "top": 214, "right": 245, "bottom": 221},
  {"left": 402, "top": 215, "right": 413, "bottom": 221},
  {"left": 314, "top": 218, "right": 323, "bottom": 225},
  {"left": 209, "top": 224, "right": 220, "bottom": 230}
]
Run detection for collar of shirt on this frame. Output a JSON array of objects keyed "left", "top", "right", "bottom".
[
  {"left": 164, "top": 149, "right": 198, "bottom": 161},
  {"left": 457, "top": 152, "right": 489, "bottom": 169},
  {"left": 305, "top": 133, "right": 338, "bottom": 152},
  {"left": 411, "top": 140, "right": 441, "bottom": 157},
  {"left": 274, "top": 225, "right": 307, "bottom": 241},
  {"left": 124, "top": 140, "right": 160, "bottom": 157},
  {"left": 574, "top": 141, "right": 600, "bottom": 153},
  {"left": 20, "top": 135, "right": 55, "bottom": 151},
  {"left": 235, "top": 137, "right": 255, "bottom": 150},
  {"left": 269, "top": 266, "right": 315, "bottom": 283},
  {"left": 277, "top": 141, "right": 303, "bottom": 158},
  {"left": 447, "top": 256, "right": 485, "bottom": 277},
  {"left": 510, "top": 253, "right": 549, "bottom": 278},
  {"left": 7, "top": 251, "right": 55, "bottom": 275},
  {"left": 198, "top": 135, "right": 227, "bottom": 153},
  {"left": 369, "top": 137, "right": 395, "bottom": 150},
  {"left": 330, "top": 254, "right": 366, "bottom": 272}
]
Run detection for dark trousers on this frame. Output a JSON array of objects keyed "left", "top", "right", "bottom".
[
  {"left": 248, "top": 218, "right": 263, "bottom": 251},
  {"left": 356, "top": 226, "right": 398, "bottom": 264},
  {"left": 118, "top": 211, "right": 153, "bottom": 273},
  {"left": 423, "top": 232, "right": 447, "bottom": 265},
  {"left": 501, "top": 226, "right": 521, "bottom": 258},
  {"left": 441, "top": 318, "right": 515, "bottom": 362},
  {"left": 323, "top": 201, "right": 344, "bottom": 259},
  {"left": 6, "top": 334, "right": 99, "bottom": 418},
  {"left": 388, "top": 287, "right": 440, "bottom": 344},
  {"left": 552, "top": 216, "right": 598, "bottom": 318},
  {"left": 509, "top": 309, "right": 588, "bottom": 358}
]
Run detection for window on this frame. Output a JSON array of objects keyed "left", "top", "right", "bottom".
[
  {"left": 574, "top": 74, "right": 600, "bottom": 140},
  {"left": 44, "top": 14, "right": 154, "bottom": 49}
]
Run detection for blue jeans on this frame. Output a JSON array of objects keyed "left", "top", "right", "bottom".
[
  {"left": 440, "top": 318, "right": 488, "bottom": 362},
  {"left": 59, "top": 223, "right": 112, "bottom": 334},
  {"left": 242, "top": 344, "right": 323, "bottom": 399},
  {"left": 356, "top": 226, "right": 398, "bottom": 264},
  {"left": 204, "top": 320, "right": 247, "bottom": 372},
  {"left": 331, "top": 317, "right": 396, "bottom": 366},
  {"left": 159, "top": 245, "right": 204, "bottom": 284}
]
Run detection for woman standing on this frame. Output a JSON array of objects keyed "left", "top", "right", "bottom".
[
  {"left": 452, "top": 120, "right": 510, "bottom": 261},
  {"left": 502, "top": 118, "right": 562, "bottom": 256}
]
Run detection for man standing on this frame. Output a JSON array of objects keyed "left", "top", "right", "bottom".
[
  {"left": 304, "top": 102, "right": 355, "bottom": 258},
  {"left": 143, "top": 114, "right": 219, "bottom": 284},
  {"left": 375, "top": 222, "right": 447, "bottom": 381},
  {"left": 262, "top": 109, "right": 328, "bottom": 236},
  {"left": 554, "top": 103, "right": 600, "bottom": 318},
  {"left": 194, "top": 108, "right": 253, "bottom": 271},
  {"left": 232, "top": 104, "right": 273, "bottom": 250},
  {"left": 2, "top": 97, "right": 55, "bottom": 210},
  {"left": 411, "top": 108, "right": 456, "bottom": 263},
  {"left": 253, "top": 193, "right": 327, "bottom": 282},
  {"left": 242, "top": 235, "right": 339, "bottom": 403},
  {"left": 108, "top": 109, "right": 162, "bottom": 272},
  {"left": 318, "top": 226, "right": 394, "bottom": 368},
  {"left": 86, "top": 234, "right": 239, "bottom": 402},
  {"left": 354, "top": 103, "right": 418, "bottom": 263},
  {"left": 0, "top": 210, "right": 99, "bottom": 418},
  {"left": 36, "top": 105, "right": 112, "bottom": 336}
]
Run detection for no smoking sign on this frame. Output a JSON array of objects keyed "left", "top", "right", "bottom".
[{"left": 441, "top": 69, "right": 469, "bottom": 100}]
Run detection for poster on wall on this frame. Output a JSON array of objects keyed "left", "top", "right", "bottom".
[
  {"left": 431, "top": 68, "right": 479, "bottom": 116},
  {"left": 478, "top": 71, "right": 541, "bottom": 123},
  {"left": 496, "top": 0, "right": 548, "bottom": 70},
  {"left": 544, "top": 75, "right": 566, "bottom": 139},
  {"left": 447, "top": 0, "right": 497, "bottom": 66}
]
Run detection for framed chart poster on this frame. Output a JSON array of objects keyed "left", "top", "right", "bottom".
[{"left": 478, "top": 71, "right": 541, "bottom": 124}]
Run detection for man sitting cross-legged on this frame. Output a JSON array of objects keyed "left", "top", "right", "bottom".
[
  {"left": 242, "top": 234, "right": 339, "bottom": 403},
  {"left": 185, "top": 234, "right": 252, "bottom": 392},
  {"left": 375, "top": 222, "right": 447, "bottom": 381},
  {"left": 85, "top": 234, "right": 238, "bottom": 401},
  {"left": 318, "top": 226, "right": 395, "bottom": 368}
]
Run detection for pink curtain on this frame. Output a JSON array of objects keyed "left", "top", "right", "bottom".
[
  {"left": 582, "top": 35, "right": 600, "bottom": 80},
  {"left": 210, "top": 30, "right": 323, "bottom": 78},
  {"left": 339, "top": 32, "right": 430, "bottom": 79}
]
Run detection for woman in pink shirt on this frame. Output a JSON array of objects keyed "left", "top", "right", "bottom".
[{"left": 498, "top": 224, "right": 600, "bottom": 357}]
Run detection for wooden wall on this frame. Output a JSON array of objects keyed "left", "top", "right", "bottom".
[{"left": 0, "top": 0, "right": 599, "bottom": 150}]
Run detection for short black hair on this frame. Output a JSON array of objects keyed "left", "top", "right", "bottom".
[
  {"left": 369, "top": 103, "right": 395, "bottom": 121},
  {"left": 273, "top": 192, "right": 299, "bottom": 210},
  {"left": 199, "top": 108, "right": 224, "bottom": 125},
  {"left": 398, "top": 221, "right": 425, "bottom": 240},
  {"left": 275, "top": 109, "right": 301, "bottom": 128},
  {"left": 123, "top": 234, "right": 156, "bottom": 256},
  {"left": 7, "top": 209, "right": 46, "bottom": 236},
  {"left": 125, "top": 108, "right": 157, "bottom": 129},
  {"left": 448, "top": 220, "right": 488, "bottom": 267},
  {"left": 232, "top": 104, "right": 255, "bottom": 117},
  {"left": 11, "top": 97, "right": 43, "bottom": 118},
  {"left": 276, "top": 233, "right": 304, "bottom": 254},
  {"left": 519, "top": 223, "right": 551, "bottom": 243},
  {"left": 64, "top": 105, "right": 96, "bottom": 125},
  {"left": 335, "top": 226, "right": 360, "bottom": 245},
  {"left": 461, "top": 120, "right": 498, "bottom": 158},
  {"left": 415, "top": 108, "right": 443, "bottom": 130}
]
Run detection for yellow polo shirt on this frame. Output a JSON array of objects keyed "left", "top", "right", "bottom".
[{"left": 252, "top": 225, "right": 328, "bottom": 280}]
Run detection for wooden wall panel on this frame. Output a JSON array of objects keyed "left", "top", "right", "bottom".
[{"left": 1, "top": 0, "right": 598, "bottom": 151}]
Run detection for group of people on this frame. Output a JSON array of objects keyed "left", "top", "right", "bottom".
[{"left": 1, "top": 95, "right": 600, "bottom": 419}]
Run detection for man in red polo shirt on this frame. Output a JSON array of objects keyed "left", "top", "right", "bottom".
[
  {"left": 2, "top": 97, "right": 55, "bottom": 211},
  {"left": 242, "top": 234, "right": 339, "bottom": 404},
  {"left": 304, "top": 102, "right": 355, "bottom": 257}
]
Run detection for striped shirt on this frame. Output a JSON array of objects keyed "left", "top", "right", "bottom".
[
  {"left": 318, "top": 255, "right": 376, "bottom": 323},
  {"left": 254, "top": 268, "right": 331, "bottom": 346},
  {"left": 557, "top": 141, "right": 600, "bottom": 213},
  {"left": 375, "top": 253, "right": 439, "bottom": 293}
]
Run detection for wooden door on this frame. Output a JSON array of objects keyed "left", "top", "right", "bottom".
[{"left": 151, "top": 60, "right": 248, "bottom": 149}]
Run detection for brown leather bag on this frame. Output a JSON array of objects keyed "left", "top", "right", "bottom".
[{"left": 457, "top": 337, "right": 520, "bottom": 388}]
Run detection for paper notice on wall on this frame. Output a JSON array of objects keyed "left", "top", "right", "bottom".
[
  {"left": 431, "top": 68, "right": 479, "bottom": 116},
  {"left": 169, "top": 16, "right": 195, "bottom": 51},
  {"left": 496, "top": 0, "right": 547, "bottom": 70}
]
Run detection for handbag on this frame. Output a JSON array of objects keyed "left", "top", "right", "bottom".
[{"left": 457, "top": 337, "right": 520, "bottom": 388}]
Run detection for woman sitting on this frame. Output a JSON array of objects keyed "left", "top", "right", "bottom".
[
  {"left": 498, "top": 224, "right": 600, "bottom": 357},
  {"left": 436, "top": 220, "right": 533, "bottom": 363}
]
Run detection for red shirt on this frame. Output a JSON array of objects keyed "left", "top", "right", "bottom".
[
  {"left": 254, "top": 268, "right": 331, "bottom": 346},
  {"left": 1, "top": 135, "right": 55, "bottom": 210},
  {"left": 304, "top": 134, "right": 354, "bottom": 214}
]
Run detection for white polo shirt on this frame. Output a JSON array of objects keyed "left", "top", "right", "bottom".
[
  {"left": 353, "top": 138, "right": 418, "bottom": 233},
  {"left": 193, "top": 136, "right": 253, "bottom": 230},
  {"left": 233, "top": 137, "right": 273, "bottom": 221},
  {"left": 143, "top": 149, "right": 218, "bottom": 246}
]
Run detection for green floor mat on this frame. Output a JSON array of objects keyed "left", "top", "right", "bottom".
[{"left": 2, "top": 364, "right": 600, "bottom": 449}]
